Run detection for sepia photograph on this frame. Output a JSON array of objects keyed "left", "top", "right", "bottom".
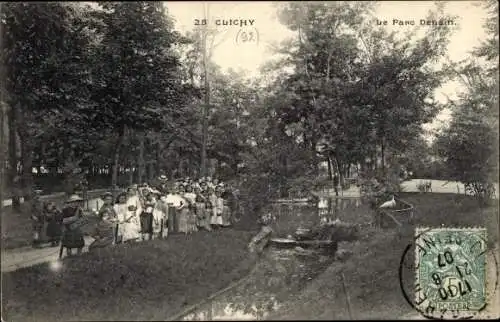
[{"left": 1, "top": 1, "right": 498, "bottom": 321}]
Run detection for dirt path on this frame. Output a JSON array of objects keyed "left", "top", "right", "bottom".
[
  {"left": 1, "top": 196, "right": 103, "bottom": 273},
  {"left": 1, "top": 236, "right": 96, "bottom": 273}
]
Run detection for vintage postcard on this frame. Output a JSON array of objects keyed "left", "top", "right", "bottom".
[{"left": 1, "top": 1, "right": 498, "bottom": 321}]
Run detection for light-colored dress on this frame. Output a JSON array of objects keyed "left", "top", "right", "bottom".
[
  {"left": 210, "top": 194, "right": 223, "bottom": 225},
  {"left": 114, "top": 203, "right": 140, "bottom": 242},
  {"left": 183, "top": 192, "right": 198, "bottom": 233},
  {"left": 153, "top": 197, "right": 168, "bottom": 237},
  {"left": 221, "top": 199, "right": 232, "bottom": 227},
  {"left": 166, "top": 193, "right": 189, "bottom": 233}
]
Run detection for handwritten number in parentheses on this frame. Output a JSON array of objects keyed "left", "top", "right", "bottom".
[{"left": 240, "top": 31, "right": 255, "bottom": 43}]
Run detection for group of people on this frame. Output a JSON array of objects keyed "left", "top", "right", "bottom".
[{"left": 30, "top": 175, "right": 239, "bottom": 256}]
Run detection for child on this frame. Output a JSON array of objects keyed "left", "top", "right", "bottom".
[
  {"left": 140, "top": 193, "right": 155, "bottom": 241},
  {"left": 89, "top": 205, "right": 117, "bottom": 252},
  {"left": 44, "top": 201, "right": 63, "bottom": 247},
  {"left": 153, "top": 191, "right": 169, "bottom": 239}
]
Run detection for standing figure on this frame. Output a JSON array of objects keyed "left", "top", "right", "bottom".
[
  {"left": 183, "top": 184, "right": 198, "bottom": 233},
  {"left": 44, "top": 201, "right": 63, "bottom": 247},
  {"left": 176, "top": 195, "right": 190, "bottom": 234},
  {"left": 124, "top": 186, "right": 142, "bottom": 242},
  {"left": 209, "top": 187, "right": 223, "bottom": 229},
  {"left": 61, "top": 194, "right": 86, "bottom": 256},
  {"left": 31, "top": 191, "right": 45, "bottom": 248},
  {"left": 153, "top": 192, "right": 169, "bottom": 239},
  {"left": 215, "top": 186, "right": 231, "bottom": 227},
  {"left": 114, "top": 192, "right": 140, "bottom": 244},
  {"left": 140, "top": 192, "right": 155, "bottom": 241},
  {"left": 333, "top": 174, "right": 340, "bottom": 197},
  {"left": 195, "top": 185, "right": 211, "bottom": 231}
]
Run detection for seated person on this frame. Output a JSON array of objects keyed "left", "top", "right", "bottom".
[{"left": 89, "top": 207, "right": 118, "bottom": 252}]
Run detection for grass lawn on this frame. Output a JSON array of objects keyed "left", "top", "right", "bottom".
[
  {"left": 268, "top": 192, "right": 499, "bottom": 320},
  {"left": 2, "top": 229, "right": 257, "bottom": 322},
  {"left": 1, "top": 190, "right": 114, "bottom": 250}
]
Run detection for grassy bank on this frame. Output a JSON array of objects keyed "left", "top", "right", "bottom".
[
  {"left": 268, "top": 193, "right": 499, "bottom": 320},
  {"left": 2, "top": 229, "right": 257, "bottom": 322}
]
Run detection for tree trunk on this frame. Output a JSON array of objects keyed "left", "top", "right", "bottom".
[
  {"left": 0, "top": 100, "right": 6, "bottom": 213},
  {"left": 128, "top": 163, "right": 134, "bottom": 186},
  {"left": 20, "top": 135, "right": 33, "bottom": 202},
  {"left": 138, "top": 132, "right": 145, "bottom": 184},
  {"left": 327, "top": 155, "right": 333, "bottom": 180},
  {"left": 381, "top": 137, "right": 385, "bottom": 173},
  {"left": 111, "top": 125, "right": 126, "bottom": 189},
  {"left": 155, "top": 142, "right": 161, "bottom": 176},
  {"left": 201, "top": 7, "right": 210, "bottom": 178},
  {"left": 8, "top": 107, "right": 21, "bottom": 210}
]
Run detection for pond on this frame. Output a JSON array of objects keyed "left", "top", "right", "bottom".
[{"left": 180, "top": 197, "right": 371, "bottom": 321}]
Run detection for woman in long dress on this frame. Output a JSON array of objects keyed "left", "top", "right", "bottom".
[
  {"left": 114, "top": 192, "right": 141, "bottom": 243},
  {"left": 194, "top": 185, "right": 211, "bottom": 231},
  {"left": 216, "top": 185, "right": 232, "bottom": 227},
  {"left": 209, "top": 187, "right": 223, "bottom": 229},
  {"left": 183, "top": 184, "right": 198, "bottom": 233},
  {"left": 140, "top": 192, "right": 155, "bottom": 241},
  {"left": 165, "top": 186, "right": 188, "bottom": 233},
  {"left": 61, "top": 194, "right": 86, "bottom": 256}
]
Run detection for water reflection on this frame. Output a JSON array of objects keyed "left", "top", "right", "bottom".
[
  {"left": 182, "top": 248, "right": 331, "bottom": 321},
  {"left": 181, "top": 198, "right": 367, "bottom": 321},
  {"left": 271, "top": 197, "right": 369, "bottom": 236}
]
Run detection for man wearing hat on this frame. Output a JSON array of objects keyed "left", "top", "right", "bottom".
[{"left": 61, "top": 194, "right": 86, "bottom": 257}]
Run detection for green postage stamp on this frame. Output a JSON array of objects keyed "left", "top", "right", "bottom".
[{"left": 415, "top": 227, "right": 488, "bottom": 318}]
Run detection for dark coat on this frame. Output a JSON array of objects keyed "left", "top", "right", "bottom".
[
  {"left": 45, "top": 209, "right": 63, "bottom": 240},
  {"left": 61, "top": 205, "right": 85, "bottom": 249}
]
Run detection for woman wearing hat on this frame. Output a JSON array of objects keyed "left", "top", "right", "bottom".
[{"left": 61, "top": 194, "right": 86, "bottom": 256}]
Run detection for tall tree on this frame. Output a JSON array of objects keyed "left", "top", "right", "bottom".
[
  {"left": 91, "top": 2, "right": 191, "bottom": 187},
  {"left": 436, "top": 0, "right": 498, "bottom": 201},
  {"left": 2, "top": 2, "right": 97, "bottom": 200}
]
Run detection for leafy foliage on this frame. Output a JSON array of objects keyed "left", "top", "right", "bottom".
[{"left": 435, "top": 0, "right": 498, "bottom": 202}]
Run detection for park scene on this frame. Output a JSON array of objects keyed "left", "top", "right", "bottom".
[{"left": 1, "top": 1, "right": 498, "bottom": 321}]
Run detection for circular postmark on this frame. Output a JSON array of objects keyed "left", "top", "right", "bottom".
[
  {"left": 235, "top": 27, "right": 259, "bottom": 46},
  {"left": 399, "top": 228, "right": 498, "bottom": 320}
]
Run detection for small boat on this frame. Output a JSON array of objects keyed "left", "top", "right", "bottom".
[{"left": 270, "top": 198, "right": 311, "bottom": 204}]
